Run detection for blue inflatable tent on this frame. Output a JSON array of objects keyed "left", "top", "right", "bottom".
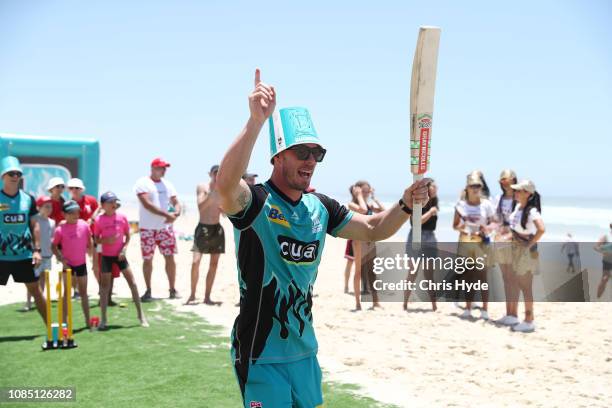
[{"left": 0, "top": 133, "right": 100, "bottom": 199}]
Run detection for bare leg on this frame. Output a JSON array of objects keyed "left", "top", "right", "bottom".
[
  {"left": 25, "top": 281, "right": 46, "bottom": 324},
  {"left": 424, "top": 267, "right": 437, "bottom": 311},
  {"left": 517, "top": 273, "right": 534, "bottom": 322},
  {"left": 480, "top": 267, "right": 489, "bottom": 312},
  {"left": 164, "top": 255, "right": 176, "bottom": 292},
  {"left": 352, "top": 241, "right": 362, "bottom": 311},
  {"left": 143, "top": 258, "right": 153, "bottom": 292},
  {"left": 187, "top": 252, "right": 203, "bottom": 303},
  {"left": 204, "top": 253, "right": 221, "bottom": 304},
  {"left": 403, "top": 271, "right": 418, "bottom": 310},
  {"left": 597, "top": 275, "right": 609, "bottom": 298},
  {"left": 92, "top": 251, "right": 101, "bottom": 285},
  {"left": 99, "top": 272, "right": 112, "bottom": 328},
  {"left": 122, "top": 267, "right": 148, "bottom": 326},
  {"left": 26, "top": 274, "right": 44, "bottom": 309},
  {"left": 343, "top": 259, "right": 353, "bottom": 293},
  {"left": 76, "top": 275, "right": 90, "bottom": 327}
]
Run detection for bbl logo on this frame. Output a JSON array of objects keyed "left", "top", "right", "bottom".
[
  {"left": 3, "top": 213, "right": 26, "bottom": 224},
  {"left": 268, "top": 205, "right": 290, "bottom": 228},
  {"left": 277, "top": 235, "right": 319, "bottom": 264}
]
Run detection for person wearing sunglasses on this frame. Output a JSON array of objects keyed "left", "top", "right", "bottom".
[
  {"left": 47, "top": 176, "right": 66, "bottom": 224},
  {"left": 0, "top": 156, "right": 47, "bottom": 327},
  {"left": 67, "top": 178, "right": 99, "bottom": 223},
  {"left": 216, "top": 69, "right": 429, "bottom": 408}
]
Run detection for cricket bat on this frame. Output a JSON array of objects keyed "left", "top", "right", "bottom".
[{"left": 410, "top": 26, "right": 440, "bottom": 249}]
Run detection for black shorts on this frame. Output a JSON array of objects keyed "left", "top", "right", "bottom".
[
  {"left": 191, "top": 223, "right": 225, "bottom": 254},
  {"left": 66, "top": 264, "right": 88, "bottom": 277},
  {"left": 0, "top": 259, "right": 38, "bottom": 285},
  {"left": 101, "top": 256, "right": 129, "bottom": 273},
  {"left": 603, "top": 261, "right": 612, "bottom": 277}
]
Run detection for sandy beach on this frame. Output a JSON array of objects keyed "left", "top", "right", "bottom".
[{"left": 1, "top": 207, "right": 611, "bottom": 408}]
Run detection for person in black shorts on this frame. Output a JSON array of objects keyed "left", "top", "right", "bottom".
[
  {"left": 0, "top": 156, "right": 46, "bottom": 325},
  {"left": 93, "top": 192, "right": 148, "bottom": 328},
  {"left": 187, "top": 166, "right": 225, "bottom": 305}
]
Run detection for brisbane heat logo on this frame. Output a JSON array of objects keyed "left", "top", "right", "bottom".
[
  {"left": 268, "top": 205, "right": 290, "bottom": 228},
  {"left": 277, "top": 235, "right": 320, "bottom": 264}
]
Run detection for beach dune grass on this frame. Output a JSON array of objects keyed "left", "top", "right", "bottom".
[{"left": 0, "top": 300, "right": 396, "bottom": 408}]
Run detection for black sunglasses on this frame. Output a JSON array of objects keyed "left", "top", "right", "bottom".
[
  {"left": 68, "top": 187, "right": 82, "bottom": 190},
  {"left": 6, "top": 171, "right": 22, "bottom": 178},
  {"left": 288, "top": 145, "right": 326, "bottom": 162}
]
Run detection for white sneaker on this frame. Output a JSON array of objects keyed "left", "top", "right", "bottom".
[
  {"left": 511, "top": 321, "right": 535, "bottom": 333},
  {"left": 480, "top": 310, "right": 489, "bottom": 320},
  {"left": 505, "top": 316, "right": 520, "bottom": 326},
  {"left": 496, "top": 315, "right": 519, "bottom": 326},
  {"left": 460, "top": 309, "right": 473, "bottom": 319}
]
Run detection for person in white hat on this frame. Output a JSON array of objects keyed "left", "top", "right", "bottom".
[
  {"left": 492, "top": 169, "right": 520, "bottom": 326},
  {"left": 453, "top": 172, "right": 496, "bottom": 320},
  {"left": 47, "top": 176, "right": 66, "bottom": 224},
  {"left": 508, "top": 179, "right": 545, "bottom": 333},
  {"left": 0, "top": 156, "right": 47, "bottom": 326},
  {"left": 215, "top": 69, "right": 429, "bottom": 407},
  {"left": 67, "top": 178, "right": 99, "bottom": 223}
]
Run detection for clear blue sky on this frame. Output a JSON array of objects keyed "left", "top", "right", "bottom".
[{"left": 1, "top": 0, "right": 610, "bottom": 200}]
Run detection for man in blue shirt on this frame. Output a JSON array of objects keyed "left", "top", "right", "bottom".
[
  {"left": 0, "top": 156, "right": 47, "bottom": 324},
  {"left": 216, "top": 70, "right": 429, "bottom": 408}
]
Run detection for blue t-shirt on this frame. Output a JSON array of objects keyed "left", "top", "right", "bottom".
[
  {"left": 0, "top": 189, "right": 37, "bottom": 261},
  {"left": 229, "top": 181, "right": 353, "bottom": 365}
]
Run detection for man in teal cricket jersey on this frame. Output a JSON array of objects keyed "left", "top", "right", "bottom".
[
  {"left": 0, "top": 156, "right": 47, "bottom": 324},
  {"left": 216, "top": 70, "right": 430, "bottom": 408}
]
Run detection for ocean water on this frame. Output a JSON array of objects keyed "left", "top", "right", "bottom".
[{"left": 116, "top": 191, "right": 611, "bottom": 243}]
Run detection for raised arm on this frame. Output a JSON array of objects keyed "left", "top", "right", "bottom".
[
  {"left": 337, "top": 179, "right": 429, "bottom": 242},
  {"left": 217, "top": 69, "right": 276, "bottom": 215}
]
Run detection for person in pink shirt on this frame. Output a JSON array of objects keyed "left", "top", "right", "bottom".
[
  {"left": 51, "top": 200, "right": 92, "bottom": 329},
  {"left": 93, "top": 192, "right": 148, "bottom": 329}
]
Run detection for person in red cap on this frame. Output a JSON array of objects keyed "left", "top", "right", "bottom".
[
  {"left": 133, "top": 157, "right": 182, "bottom": 301},
  {"left": 24, "top": 196, "right": 56, "bottom": 311}
]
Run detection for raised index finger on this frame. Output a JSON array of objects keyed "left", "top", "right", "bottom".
[{"left": 254, "top": 68, "right": 261, "bottom": 86}]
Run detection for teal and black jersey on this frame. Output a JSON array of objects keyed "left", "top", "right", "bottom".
[
  {"left": 0, "top": 190, "right": 37, "bottom": 261},
  {"left": 229, "top": 180, "right": 353, "bottom": 366}
]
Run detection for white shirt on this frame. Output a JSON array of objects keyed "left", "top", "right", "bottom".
[
  {"left": 510, "top": 206, "right": 542, "bottom": 236},
  {"left": 455, "top": 199, "right": 495, "bottom": 234},
  {"left": 134, "top": 177, "right": 178, "bottom": 230},
  {"left": 493, "top": 194, "right": 514, "bottom": 224}
]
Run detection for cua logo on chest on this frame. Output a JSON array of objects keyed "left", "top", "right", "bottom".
[
  {"left": 3, "top": 213, "right": 26, "bottom": 224},
  {"left": 277, "top": 235, "right": 319, "bottom": 263}
]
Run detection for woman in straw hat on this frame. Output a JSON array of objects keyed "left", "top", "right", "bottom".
[
  {"left": 453, "top": 172, "right": 496, "bottom": 320},
  {"left": 508, "top": 180, "right": 545, "bottom": 333},
  {"left": 493, "top": 169, "right": 520, "bottom": 326}
]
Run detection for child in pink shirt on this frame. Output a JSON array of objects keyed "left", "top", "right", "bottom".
[
  {"left": 51, "top": 200, "right": 92, "bottom": 328},
  {"left": 93, "top": 192, "right": 148, "bottom": 329}
]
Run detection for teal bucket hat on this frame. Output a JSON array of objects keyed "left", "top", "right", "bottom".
[
  {"left": 268, "top": 107, "right": 323, "bottom": 162},
  {"left": 1, "top": 156, "right": 23, "bottom": 177}
]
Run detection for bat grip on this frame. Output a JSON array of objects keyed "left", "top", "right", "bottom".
[{"left": 412, "top": 174, "right": 423, "bottom": 251}]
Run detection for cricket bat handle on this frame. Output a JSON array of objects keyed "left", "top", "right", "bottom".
[{"left": 412, "top": 174, "right": 423, "bottom": 250}]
